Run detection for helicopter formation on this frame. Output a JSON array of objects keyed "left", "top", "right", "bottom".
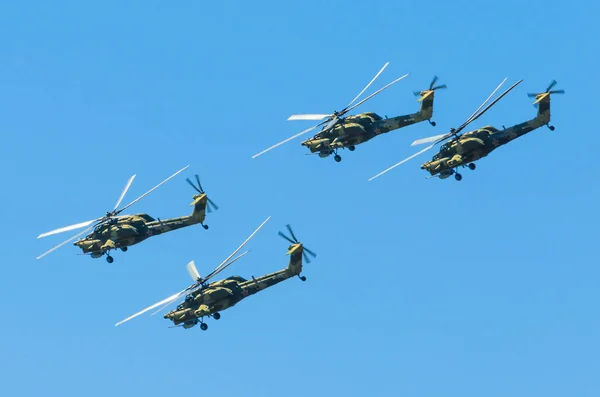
[{"left": 36, "top": 61, "right": 564, "bottom": 332}]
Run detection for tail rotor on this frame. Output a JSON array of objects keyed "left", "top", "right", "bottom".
[
  {"left": 186, "top": 174, "right": 219, "bottom": 213},
  {"left": 413, "top": 75, "right": 447, "bottom": 97},
  {"left": 527, "top": 79, "right": 565, "bottom": 105},
  {"left": 413, "top": 76, "right": 446, "bottom": 126},
  {"left": 278, "top": 224, "right": 317, "bottom": 264}
]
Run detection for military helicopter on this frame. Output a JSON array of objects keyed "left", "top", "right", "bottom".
[
  {"left": 252, "top": 62, "right": 446, "bottom": 162},
  {"left": 36, "top": 165, "right": 219, "bottom": 263},
  {"left": 115, "top": 217, "right": 316, "bottom": 331},
  {"left": 369, "top": 79, "right": 564, "bottom": 181}
]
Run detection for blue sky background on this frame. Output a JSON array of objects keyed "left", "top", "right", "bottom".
[{"left": 1, "top": 1, "right": 599, "bottom": 396}]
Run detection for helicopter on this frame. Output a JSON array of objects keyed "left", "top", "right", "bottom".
[
  {"left": 252, "top": 62, "right": 446, "bottom": 162},
  {"left": 369, "top": 79, "right": 564, "bottom": 181},
  {"left": 36, "top": 165, "right": 219, "bottom": 263},
  {"left": 115, "top": 217, "right": 316, "bottom": 331}
]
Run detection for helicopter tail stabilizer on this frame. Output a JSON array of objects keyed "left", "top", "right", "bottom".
[
  {"left": 190, "top": 194, "right": 208, "bottom": 223},
  {"left": 527, "top": 80, "right": 564, "bottom": 127},
  {"left": 415, "top": 90, "right": 434, "bottom": 121},
  {"left": 186, "top": 174, "right": 219, "bottom": 224},
  {"left": 286, "top": 244, "right": 305, "bottom": 276},
  {"left": 278, "top": 224, "right": 317, "bottom": 277},
  {"left": 413, "top": 76, "right": 446, "bottom": 124}
]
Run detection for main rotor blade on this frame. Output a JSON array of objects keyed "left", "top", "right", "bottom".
[
  {"left": 303, "top": 251, "right": 311, "bottom": 264},
  {"left": 115, "top": 288, "right": 189, "bottom": 327},
  {"left": 455, "top": 78, "right": 507, "bottom": 134},
  {"left": 456, "top": 79, "right": 523, "bottom": 134},
  {"left": 150, "top": 300, "right": 178, "bottom": 317},
  {"left": 251, "top": 125, "right": 319, "bottom": 159},
  {"left": 410, "top": 133, "right": 450, "bottom": 147},
  {"left": 37, "top": 218, "right": 100, "bottom": 239},
  {"left": 287, "top": 114, "right": 331, "bottom": 121},
  {"left": 113, "top": 174, "right": 136, "bottom": 212},
  {"left": 202, "top": 250, "right": 250, "bottom": 284},
  {"left": 186, "top": 260, "right": 201, "bottom": 282},
  {"left": 546, "top": 80, "right": 557, "bottom": 92},
  {"left": 203, "top": 216, "right": 271, "bottom": 281},
  {"left": 36, "top": 225, "right": 94, "bottom": 260},
  {"left": 368, "top": 143, "right": 436, "bottom": 181},
  {"left": 117, "top": 165, "right": 190, "bottom": 214},
  {"left": 320, "top": 117, "right": 339, "bottom": 133},
  {"left": 344, "top": 73, "right": 410, "bottom": 115},
  {"left": 344, "top": 62, "right": 390, "bottom": 110}
]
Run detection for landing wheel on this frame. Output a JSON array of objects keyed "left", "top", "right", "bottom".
[
  {"left": 429, "top": 120, "right": 436, "bottom": 126},
  {"left": 106, "top": 256, "right": 114, "bottom": 263},
  {"left": 334, "top": 154, "right": 342, "bottom": 162},
  {"left": 120, "top": 247, "right": 128, "bottom": 252},
  {"left": 467, "top": 163, "right": 476, "bottom": 170},
  {"left": 299, "top": 276, "right": 306, "bottom": 282},
  {"left": 348, "top": 145, "right": 355, "bottom": 151},
  {"left": 454, "top": 173, "right": 462, "bottom": 181},
  {"left": 213, "top": 313, "right": 221, "bottom": 320},
  {"left": 202, "top": 224, "right": 209, "bottom": 230},
  {"left": 200, "top": 323, "right": 208, "bottom": 331},
  {"left": 549, "top": 125, "right": 555, "bottom": 131}
]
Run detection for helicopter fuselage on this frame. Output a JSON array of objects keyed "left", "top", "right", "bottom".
[
  {"left": 73, "top": 193, "right": 209, "bottom": 258},
  {"left": 164, "top": 245, "right": 305, "bottom": 329},
  {"left": 301, "top": 110, "right": 429, "bottom": 157},
  {"left": 422, "top": 118, "right": 544, "bottom": 178}
]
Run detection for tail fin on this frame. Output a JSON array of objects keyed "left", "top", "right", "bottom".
[
  {"left": 415, "top": 89, "right": 435, "bottom": 122},
  {"left": 413, "top": 76, "right": 446, "bottom": 126},
  {"left": 527, "top": 80, "right": 564, "bottom": 129},
  {"left": 278, "top": 224, "right": 316, "bottom": 280},
  {"left": 286, "top": 244, "right": 304, "bottom": 276},
  {"left": 189, "top": 194, "right": 208, "bottom": 223},
  {"left": 185, "top": 174, "right": 219, "bottom": 228},
  {"left": 532, "top": 93, "right": 551, "bottom": 125}
]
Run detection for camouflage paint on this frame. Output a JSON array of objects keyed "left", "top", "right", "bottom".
[
  {"left": 164, "top": 244, "right": 305, "bottom": 328},
  {"left": 73, "top": 193, "right": 210, "bottom": 257},
  {"left": 301, "top": 87, "right": 438, "bottom": 157},
  {"left": 421, "top": 93, "right": 554, "bottom": 178}
]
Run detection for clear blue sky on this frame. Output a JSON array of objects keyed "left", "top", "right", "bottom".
[{"left": 1, "top": 1, "right": 599, "bottom": 396}]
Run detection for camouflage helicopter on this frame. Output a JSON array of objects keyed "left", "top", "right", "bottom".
[
  {"left": 36, "top": 165, "right": 219, "bottom": 263},
  {"left": 369, "top": 79, "right": 564, "bottom": 181},
  {"left": 115, "top": 217, "right": 316, "bottom": 331},
  {"left": 252, "top": 62, "right": 446, "bottom": 162}
]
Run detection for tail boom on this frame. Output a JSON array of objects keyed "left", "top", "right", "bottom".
[{"left": 370, "top": 90, "right": 436, "bottom": 135}]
